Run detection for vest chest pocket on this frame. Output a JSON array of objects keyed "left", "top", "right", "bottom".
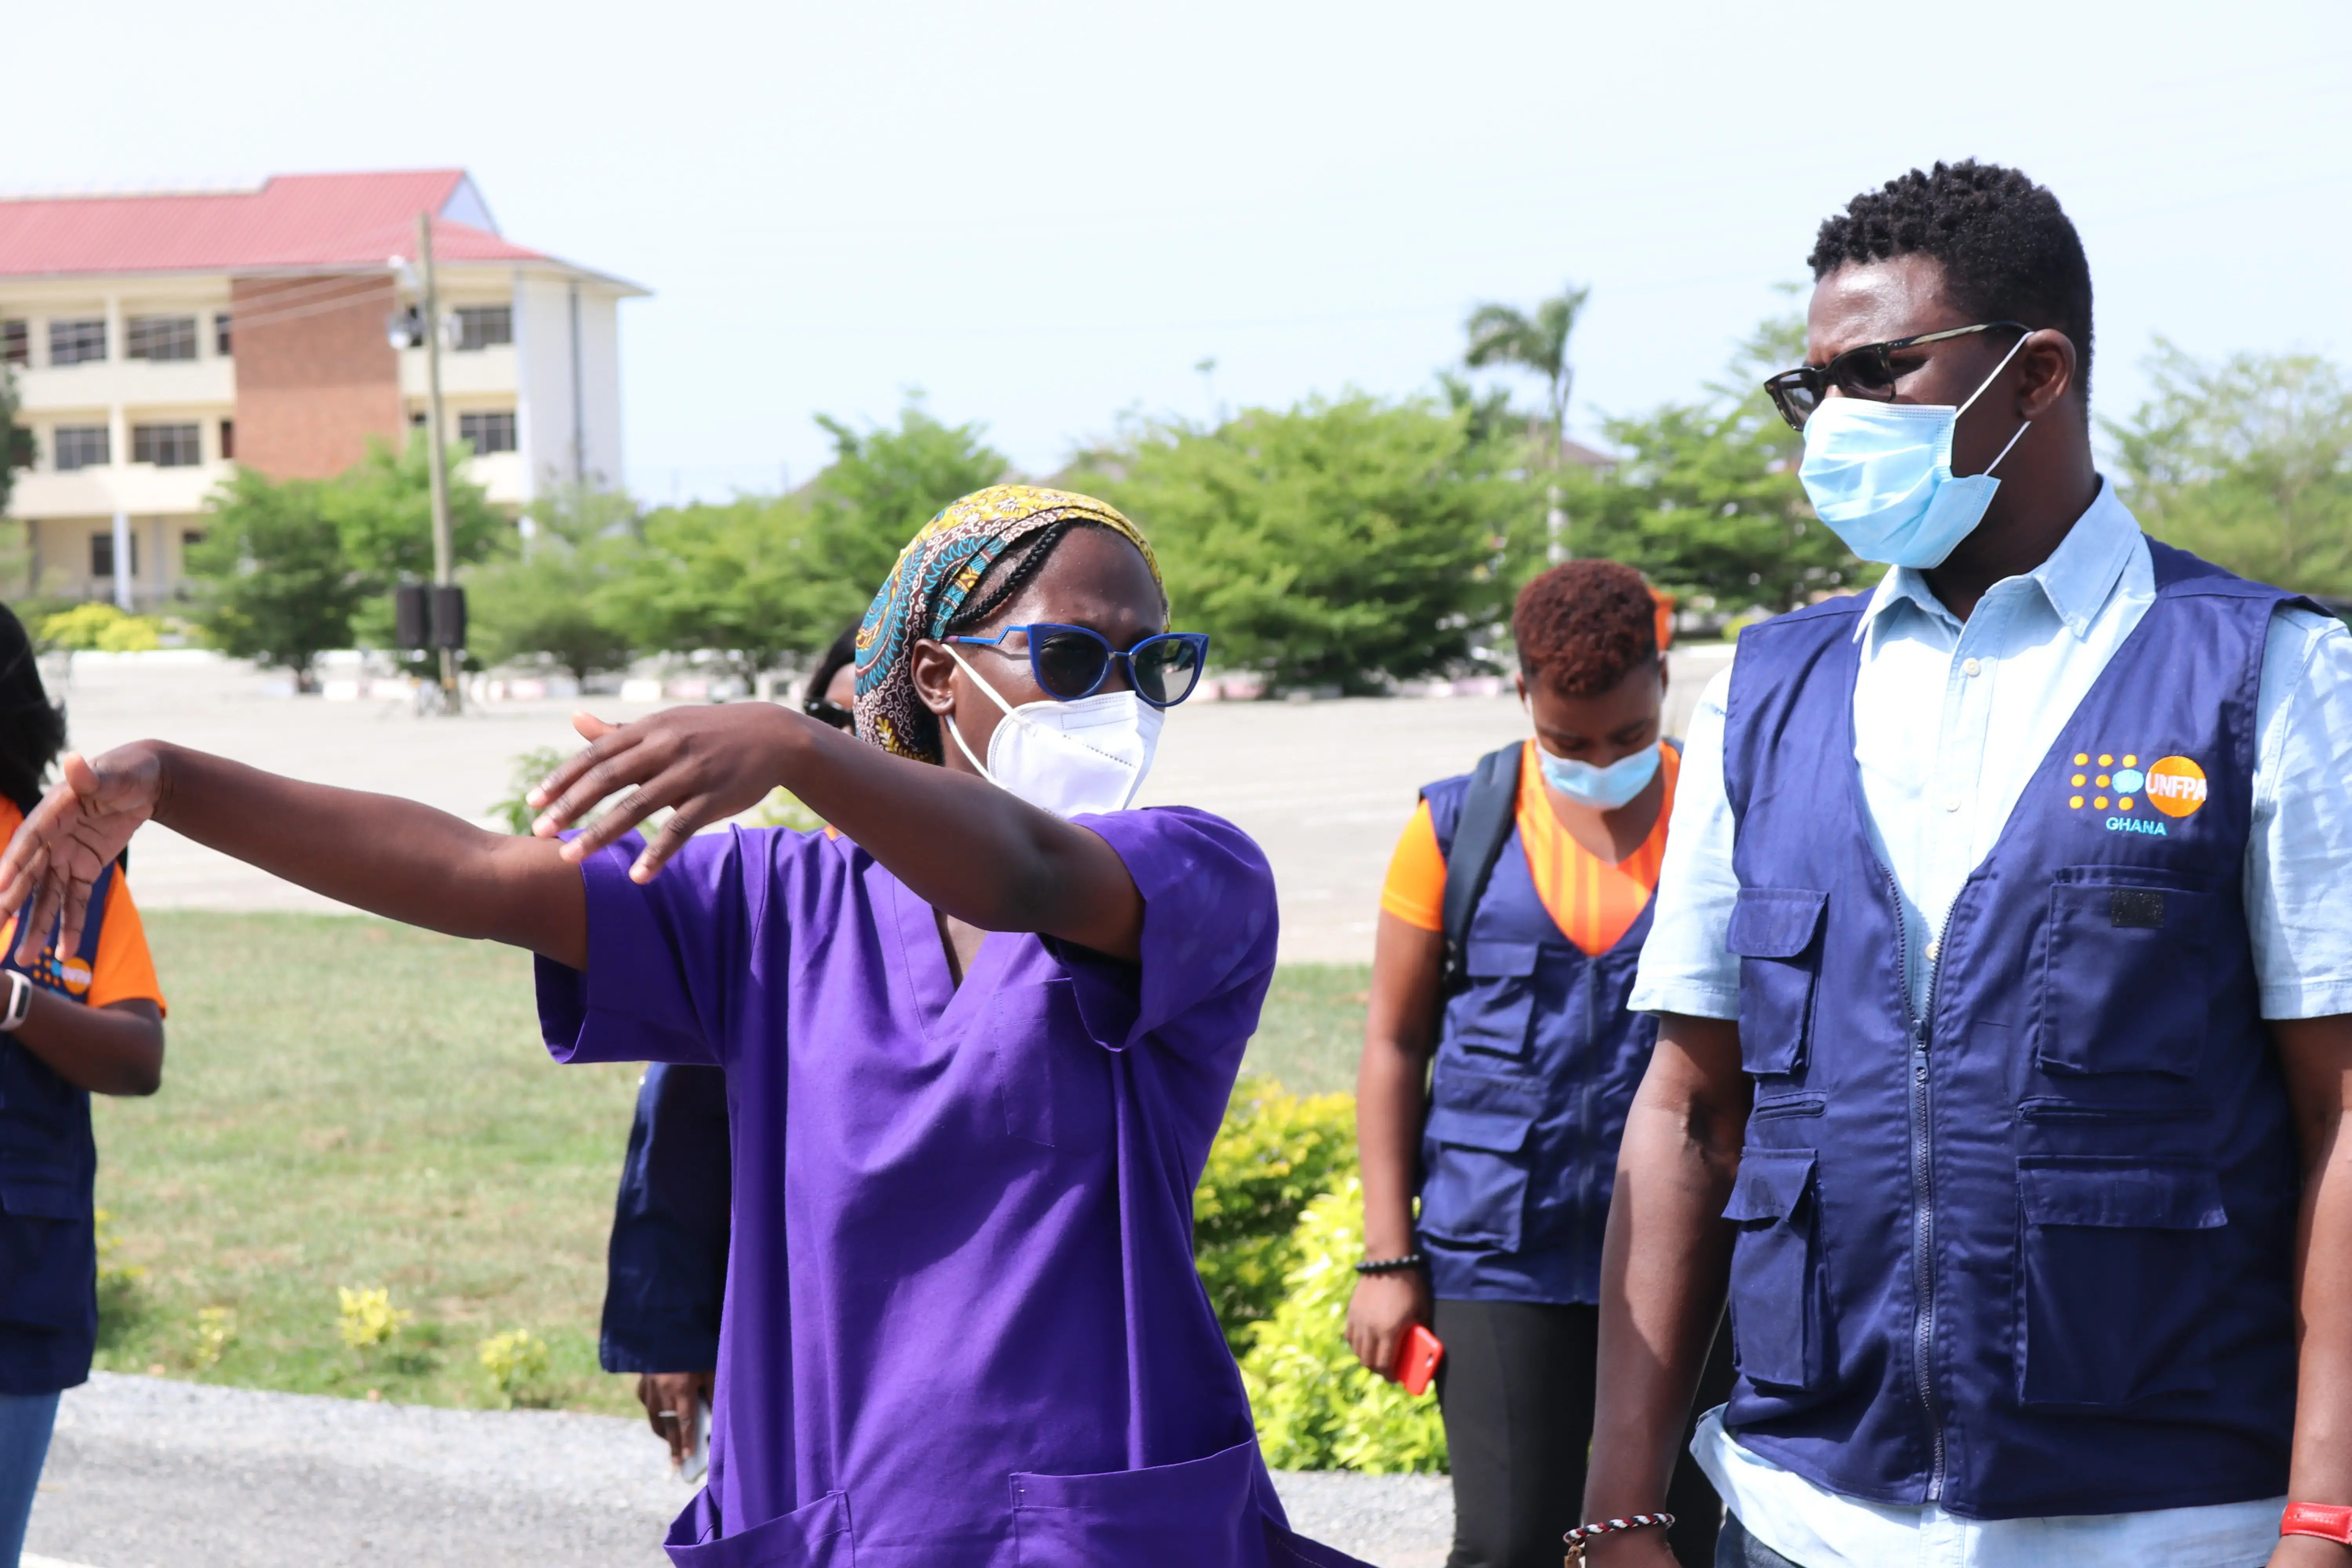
[
  {"left": 1444, "top": 940, "right": 1541, "bottom": 1060},
  {"left": 2015, "top": 1157, "right": 2227, "bottom": 1406},
  {"left": 1728, "top": 890, "right": 1828, "bottom": 1077},
  {"left": 1419, "top": 1070, "right": 1541, "bottom": 1251},
  {"left": 2036, "top": 880, "right": 2216, "bottom": 1078},
  {"left": 1723, "top": 1150, "right": 1823, "bottom": 1390}
]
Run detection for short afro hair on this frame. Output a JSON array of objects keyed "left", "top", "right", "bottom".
[
  {"left": 1809, "top": 160, "right": 2094, "bottom": 402},
  {"left": 1513, "top": 560, "right": 1659, "bottom": 696}
]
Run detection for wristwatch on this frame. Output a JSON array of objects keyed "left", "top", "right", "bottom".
[{"left": 0, "top": 971, "right": 30, "bottom": 1033}]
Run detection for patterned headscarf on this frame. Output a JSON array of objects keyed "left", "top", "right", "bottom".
[{"left": 853, "top": 485, "right": 1163, "bottom": 762}]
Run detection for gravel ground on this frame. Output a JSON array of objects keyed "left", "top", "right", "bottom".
[{"left": 27, "top": 1373, "right": 1453, "bottom": 1567}]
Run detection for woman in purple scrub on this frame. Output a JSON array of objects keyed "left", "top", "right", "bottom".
[{"left": 0, "top": 486, "right": 1366, "bottom": 1568}]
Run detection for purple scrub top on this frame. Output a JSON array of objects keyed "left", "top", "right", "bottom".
[{"left": 536, "top": 806, "right": 1370, "bottom": 1568}]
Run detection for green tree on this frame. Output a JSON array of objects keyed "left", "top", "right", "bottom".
[
  {"left": 1076, "top": 394, "right": 1538, "bottom": 692},
  {"left": 2108, "top": 341, "right": 2352, "bottom": 596},
  {"left": 468, "top": 486, "right": 639, "bottom": 682},
  {"left": 1571, "top": 313, "right": 1864, "bottom": 617},
  {"left": 328, "top": 438, "right": 509, "bottom": 647},
  {"left": 601, "top": 403, "right": 1007, "bottom": 678},
  {"left": 800, "top": 402, "right": 1010, "bottom": 628},
  {"left": 0, "top": 366, "right": 29, "bottom": 515},
  {"left": 1464, "top": 283, "right": 1590, "bottom": 474},
  {"left": 185, "top": 469, "right": 367, "bottom": 691}
]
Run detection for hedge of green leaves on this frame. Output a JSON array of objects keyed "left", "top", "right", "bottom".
[{"left": 1193, "top": 1075, "right": 1448, "bottom": 1473}]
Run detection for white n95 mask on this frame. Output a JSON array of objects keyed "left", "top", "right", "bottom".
[{"left": 941, "top": 645, "right": 1163, "bottom": 817}]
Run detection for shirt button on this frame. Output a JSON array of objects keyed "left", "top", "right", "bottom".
[
  {"left": 1943, "top": 795, "right": 1962, "bottom": 811},
  {"left": 1962, "top": 657, "right": 1982, "bottom": 677}
]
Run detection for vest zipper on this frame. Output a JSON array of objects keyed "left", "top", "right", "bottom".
[{"left": 1886, "top": 864, "right": 1950, "bottom": 1501}]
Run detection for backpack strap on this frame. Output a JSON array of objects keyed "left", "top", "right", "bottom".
[{"left": 1439, "top": 744, "right": 1523, "bottom": 993}]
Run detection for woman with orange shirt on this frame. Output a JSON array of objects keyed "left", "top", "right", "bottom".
[
  {"left": 1344, "top": 563, "right": 1726, "bottom": 1568},
  {"left": 0, "top": 605, "right": 165, "bottom": 1566}
]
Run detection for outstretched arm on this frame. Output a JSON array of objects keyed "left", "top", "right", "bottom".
[
  {"left": 0, "top": 745, "right": 585, "bottom": 969},
  {"left": 531, "top": 704, "right": 1145, "bottom": 961}
]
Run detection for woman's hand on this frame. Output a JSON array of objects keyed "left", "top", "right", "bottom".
[
  {"left": 0, "top": 745, "right": 165, "bottom": 964},
  {"left": 530, "top": 706, "right": 808, "bottom": 882},
  {"left": 1343, "top": 1269, "right": 1432, "bottom": 1381}
]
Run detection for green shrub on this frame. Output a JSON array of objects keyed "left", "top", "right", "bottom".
[
  {"left": 1194, "top": 1075, "right": 1357, "bottom": 1353},
  {"left": 1239, "top": 1176, "right": 1448, "bottom": 1473},
  {"left": 40, "top": 603, "right": 163, "bottom": 652}
]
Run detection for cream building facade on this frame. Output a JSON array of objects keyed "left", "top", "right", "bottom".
[{"left": 0, "top": 171, "right": 644, "bottom": 609}]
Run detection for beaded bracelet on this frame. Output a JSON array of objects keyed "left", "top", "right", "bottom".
[
  {"left": 1352, "top": 1253, "right": 1426, "bottom": 1276},
  {"left": 1562, "top": 1512, "right": 1675, "bottom": 1565}
]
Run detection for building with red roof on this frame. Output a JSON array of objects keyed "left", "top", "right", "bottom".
[{"left": 0, "top": 170, "right": 646, "bottom": 608}]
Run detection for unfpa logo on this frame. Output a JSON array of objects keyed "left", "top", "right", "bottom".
[{"left": 2067, "top": 750, "right": 2205, "bottom": 836}]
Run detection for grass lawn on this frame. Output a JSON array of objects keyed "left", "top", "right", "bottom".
[{"left": 91, "top": 913, "right": 1368, "bottom": 1415}]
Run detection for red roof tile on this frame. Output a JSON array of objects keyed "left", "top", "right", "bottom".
[{"left": 0, "top": 171, "right": 549, "bottom": 278}]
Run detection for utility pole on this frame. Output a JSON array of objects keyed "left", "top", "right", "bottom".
[{"left": 417, "top": 212, "right": 460, "bottom": 713}]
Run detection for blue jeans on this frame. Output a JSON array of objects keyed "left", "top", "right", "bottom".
[
  {"left": 0, "top": 1390, "right": 61, "bottom": 1564},
  {"left": 1715, "top": 1514, "right": 1806, "bottom": 1568}
]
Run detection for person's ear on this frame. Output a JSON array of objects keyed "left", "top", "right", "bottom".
[
  {"left": 1655, "top": 655, "right": 1670, "bottom": 697},
  {"left": 2013, "top": 329, "right": 2077, "bottom": 421},
  {"left": 910, "top": 640, "right": 958, "bottom": 717},
  {"left": 1514, "top": 671, "right": 1529, "bottom": 704}
]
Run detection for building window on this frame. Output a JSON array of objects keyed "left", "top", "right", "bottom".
[
  {"left": 0, "top": 321, "right": 24, "bottom": 367},
  {"left": 133, "top": 423, "right": 202, "bottom": 467},
  {"left": 53, "top": 426, "right": 110, "bottom": 471},
  {"left": 459, "top": 410, "right": 517, "bottom": 454},
  {"left": 215, "top": 312, "right": 232, "bottom": 357},
  {"left": 126, "top": 316, "right": 198, "bottom": 362},
  {"left": 219, "top": 419, "right": 234, "bottom": 461},
  {"left": 90, "top": 531, "right": 138, "bottom": 579},
  {"left": 182, "top": 528, "right": 207, "bottom": 552},
  {"left": 453, "top": 305, "right": 512, "bottom": 351},
  {"left": 48, "top": 319, "right": 106, "bottom": 366}
]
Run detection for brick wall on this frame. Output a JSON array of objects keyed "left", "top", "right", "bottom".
[{"left": 229, "top": 275, "right": 403, "bottom": 479}]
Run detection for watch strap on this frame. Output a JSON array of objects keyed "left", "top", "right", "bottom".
[
  {"left": 0, "top": 971, "right": 30, "bottom": 1033},
  {"left": 2284, "top": 1502, "right": 2352, "bottom": 1544}
]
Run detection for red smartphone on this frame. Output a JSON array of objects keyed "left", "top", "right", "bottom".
[{"left": 1393, "top": 1323, "right": 1445, "bottom": 1396}]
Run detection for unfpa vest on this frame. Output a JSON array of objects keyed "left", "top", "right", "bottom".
[
  {"left": 0, "top": 865, "right": 117, "bottom": 1393},
  {"left": 1717, "top": 542, "right": 2302, "bottom": 1519},
  {"left": 1417, "top": 757, "right": 1659, "bottom": 1303}
]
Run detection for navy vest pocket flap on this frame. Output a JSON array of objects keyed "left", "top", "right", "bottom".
[
  {"left": 0, "top": 1175, "right": 82, "bottom": 1220},
  {"left": 662, "top": 1489, "right": 854, "bottom": 1567},
  {"left": 1724, "top": 1150, "right": 1816, "bottom": 1223},
  {"left": 1424, "top": 1105, "right": 1535, "bottom": 1154},
  {"left": 2018, "top": 1160, "right": 2226, "bottom": 1230},
  {"left": 1728, "top": 890, "right": 1827, "bottom": 1075},
  {"left": 1727, "top": 889, "right": 1828, "bottom": 958},
  {"left": 1463, "top": 939, "right": 1539, "bottom": 978}
]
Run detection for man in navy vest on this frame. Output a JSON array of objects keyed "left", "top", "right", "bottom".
[{"left": 1580, "top": 161, "right": 2352, "bottom": 1568}]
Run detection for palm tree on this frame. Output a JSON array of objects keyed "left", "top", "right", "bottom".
[{"left": 1465, "top": 283, "right": 1591, "bottom": 559}]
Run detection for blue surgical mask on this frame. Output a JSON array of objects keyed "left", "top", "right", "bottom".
[
  {"left": 1535, "top": 740, "right": 1660, "bottom": 811},
  {"left": 1797, "top": 331, "right": 2035, "bottom": 569}
]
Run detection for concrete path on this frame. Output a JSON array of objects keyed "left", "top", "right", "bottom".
[
  {"left": 27, "top": 1373, "right": 1452, "bottom": 1567},
  {"left": 54, "top": 648, "right": 1726, "bottom": 964}
]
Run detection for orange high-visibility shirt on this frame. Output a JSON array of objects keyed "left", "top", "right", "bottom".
[{"left": 1379, "top": 740, "right": 1678, "bottom": 958}]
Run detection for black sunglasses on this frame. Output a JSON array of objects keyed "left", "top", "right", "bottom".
[
  {"left": 946, "top": 624, "right": 1211, "bottom": 708},
  {"left": 803, "top": 696, "right": 854, "bottom": 731},
  {"left": 1761, "top": 320, "right": 2029, "bottom": 431}
]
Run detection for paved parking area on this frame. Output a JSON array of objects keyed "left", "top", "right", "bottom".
[{"left": 53, "top": 648, "right": 1725, "bottom": 964}]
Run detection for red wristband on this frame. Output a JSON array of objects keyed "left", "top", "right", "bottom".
[{"left": 2283, "top": 1503, "right": 2352, "bottom": 1544}]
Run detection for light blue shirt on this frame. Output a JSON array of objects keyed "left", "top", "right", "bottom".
[{"left": 1631, "top": 481, "right": 2352, "bottom": 1568}]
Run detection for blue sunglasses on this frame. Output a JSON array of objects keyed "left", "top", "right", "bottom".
[{"left": 945, "top": 624, "right": 1211, "bottom": 708}]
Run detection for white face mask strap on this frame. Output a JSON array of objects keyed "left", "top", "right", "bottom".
[
  {"left": 939, "top": 642, "right": 1019, "bottom": 782},
  {"left": 1984, "top": 417, "right": 2033, "bottom": 477},
  {"left": 1955, "top": 328, "right": 2035, "bottom": 418}
]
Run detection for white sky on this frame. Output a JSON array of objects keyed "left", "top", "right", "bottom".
[{"left": 17, "top": 0, "right": 2350, "bottom": 502}]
